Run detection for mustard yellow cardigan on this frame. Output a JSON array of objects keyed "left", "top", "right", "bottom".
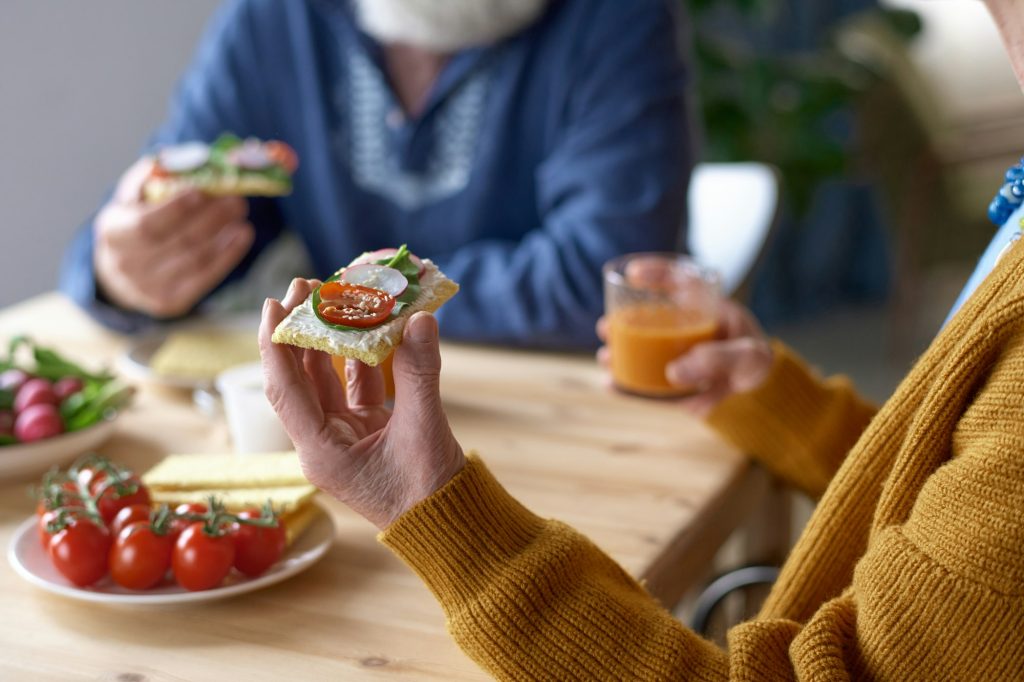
[{"left": 380, "top": 245, "right": 1024, "bottom": 680}]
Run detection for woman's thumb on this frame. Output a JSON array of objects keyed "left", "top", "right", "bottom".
[{"left": 393, "top": 312, "right": 444, "bottom": 417}]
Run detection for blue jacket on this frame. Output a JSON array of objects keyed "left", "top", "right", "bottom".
[{"left": 61, "top": 0, "right": 693, "bottom": 348}]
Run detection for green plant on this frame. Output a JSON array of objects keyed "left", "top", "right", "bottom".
[{"left": 686, "top": 0, "right": 922, "bottom": 215}]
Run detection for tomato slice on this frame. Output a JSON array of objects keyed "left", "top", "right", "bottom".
[
  {"left": 264, "top": 141, "right": 299, "bottom": 174},
  {"left": 317, "top": 282, "right": 396, "bottom": 328}
]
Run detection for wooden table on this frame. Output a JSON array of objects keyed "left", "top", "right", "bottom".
[{"left": 0, "top": 294, "right": 768, "bottom": 681}]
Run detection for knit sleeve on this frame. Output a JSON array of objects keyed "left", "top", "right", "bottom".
[
  {"left": 380, "top": 454, "right": 730, "bottom": 680},
  {"left": 705, "top": 341, "right": 877, "bottom": 498}
]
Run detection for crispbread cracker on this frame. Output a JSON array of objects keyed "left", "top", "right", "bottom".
[
  {"left": 150, "top": 330, "right": 260, "bottom": 380},
  {"left": 279, "top": 502, "right": 322, "bottom": 546},
  {"left": 143, "top": 175, "right": 291, "bottom": 203},
  {"left": 271, "top": 259, "right": 459, "bottom": 366},
  {"left": 143, "top": 452, "right": 307, "bottom": 490},
  {"left": 150, "top": 484, "right": 317, "bottom": 513}
]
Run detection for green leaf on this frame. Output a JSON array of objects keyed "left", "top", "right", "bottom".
[
  {"left": 0, "top": 388, "right": 14, "bottom": 411},
  {"left": 0, "top": 434, "right": 17, "bottom": 446}
]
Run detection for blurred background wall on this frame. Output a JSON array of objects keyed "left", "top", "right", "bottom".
[
  {"left": 0, "top": 1, "right": 218, "bottom": 308},
  {"left": 1, "top": 0, "right": 1022, "bottom": 398}
]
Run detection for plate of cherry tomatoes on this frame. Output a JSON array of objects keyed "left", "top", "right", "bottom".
[{"left": 7, "top": 455, "right": 333, "bottom": 604}]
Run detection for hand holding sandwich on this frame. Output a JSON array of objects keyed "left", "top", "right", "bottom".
[
  {"left": 259, "top": 278, "right": 466, "bottom": 529},
  {"left": 93, "top": 157, "right": 255, "bottom": 318}
]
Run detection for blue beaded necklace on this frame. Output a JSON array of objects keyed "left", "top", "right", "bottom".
[
  {"left": 988, "top": 162, "right": 1024, "bottom": 264},
  {"left": 988, "top": 161, "right": 1024, "bottom": 228}
]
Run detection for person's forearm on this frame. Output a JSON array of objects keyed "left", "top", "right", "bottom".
[{"left": 706, "top": 341, "right": 877, "bottom": 498}]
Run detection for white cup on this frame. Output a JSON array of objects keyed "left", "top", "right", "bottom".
[{"left": 215, "top": 363, "right": 293, "bottom": 454}]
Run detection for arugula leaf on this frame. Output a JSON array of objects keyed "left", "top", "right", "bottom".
[
  {"left": 0, "top": 434, "right": 17, "bottom": 446},
  {"left": 0, "top": 388, "right": 12, "bottom": 411}
]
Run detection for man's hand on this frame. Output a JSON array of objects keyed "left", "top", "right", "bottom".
[
  {"left": 597, "top": 298, "right": 774, "bottom": 418},
  {"left": 259, "top": 278, "right": 466, "bottom": 529},
  {"left": 93, "top": 157, "right": 255, "bottom": 318}
]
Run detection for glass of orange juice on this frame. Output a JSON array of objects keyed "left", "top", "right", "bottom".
[
  {"left": 604, "top": 253, "right": 720, "bottom": 398},
  {"left": 330, "top": 352, "right": 396, "bottom": 400}
]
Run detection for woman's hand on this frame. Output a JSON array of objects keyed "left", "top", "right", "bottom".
[
  {"left": 259, "top": 278, "right": 465, "bottom": 529},
  {"left": 597, "top": 298, "right": 774, "bottom": 418}
]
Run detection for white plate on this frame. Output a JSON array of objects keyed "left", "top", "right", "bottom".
[
  {"left": 0, "top": 417, "right": 118, "bottom": 482},
  {"left": 118, "top": 314, "right": 261, "bottom": 391},
  {"left": 7, "top": 503, "right": 334, "bottom": 605}
]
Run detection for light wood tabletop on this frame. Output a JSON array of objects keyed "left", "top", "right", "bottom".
[{"left": 0, "top": 294, "right": 767, "bottom": 681}]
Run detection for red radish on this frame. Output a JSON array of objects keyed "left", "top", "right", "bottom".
[
  {"left": 14, "top": 403, "right": 63, "bottom": 442},
  {"left": 157, "top": 142, "right": 210, "bottom": 173},
  {"left": 53, "top": 377, "right": 84, "bottom": 402},
  {"left": 14, "top": 378, "right": 58, "bottom": 413},
  {"left": 351, "top": 249, "right": 426, "bottom": 277},
  {"left": 0, "top": 369, "right": 29, "bottom": 393},
  {"left": 339, "top": 264, "right": 409, "bottom": 298},
  {"left": 0, "top": 410, "right": 13, "bottom": 435}
]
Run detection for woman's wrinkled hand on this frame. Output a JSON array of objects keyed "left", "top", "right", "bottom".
[
  {"left": 597, "top": 298, "right": 774, "bottom": 418},
  {"left": 259, "top": 278, "right": 465, "bottom": 529}
]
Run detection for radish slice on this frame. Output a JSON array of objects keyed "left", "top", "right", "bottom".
[
  {"left": 352, "top": 249, "right": 426, "bottom": 276},
  {"left": 339, "top": 264, "right": 408, "bottom": 298},
  {"left": 157, "top": 142, "right": 210, "bottom": 173},
  {"left": 227, "top": 140, "right": 274, "bottom": 170}
]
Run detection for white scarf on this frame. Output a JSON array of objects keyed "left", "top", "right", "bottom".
[{"left": 353, "top": 0, "right": 550, "bottom": 52}]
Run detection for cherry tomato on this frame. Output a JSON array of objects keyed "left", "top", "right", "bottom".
[
  {"left": 110, "top": 503, "right": 152, "bottom": 539},
  {"left": 109, "top": 522, "right": 173, "bottom": 590},
  {"left": 172, "top": 523, "right": 235, "bottom": 591},
  {"left": 231, "top": 510, "right": 287, "bottom": 578},
  {"left": 37, "top": 508, "right": 66, "bottom": 549},
  {"left": 91, "top": 474, "right": 151, "bottom": 526},
  {"left": 316, "top": 282, "right": 395, "bottom": 328},
  {"left": 264, "top": 141, "right": 298, "bottom": 174},
  {"left": 48, "top": 518, "right": 111, "bottom": 587},
  {"left": 169, "top": 503, "right": 209, "bottom": 542}
]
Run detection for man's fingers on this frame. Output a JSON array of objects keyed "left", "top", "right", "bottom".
[
  {"left": 596, "top": 345, "right": 610, "bottom": 369},
  {"left": 345, "top": 358, "right": 386, "bottom": 408},
  {"left": 595, "top": 316, "right": 609, "bottom": 342},
  {"left": 163, "top": 196, "right": 248, "bottom": 252},
  {"left": 113, "top": 157, "right": 158, "bottom": 204},
  {"left": 259, "top": 298, "right": 324, "bottom": 436},
  {"left": 132, "top": 189, "right": 209, "bottom": 242},
  {"left": 145, "top": 222, "right": 254, "bottom": 317}
]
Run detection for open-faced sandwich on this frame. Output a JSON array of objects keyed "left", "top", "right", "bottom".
[
  {"left": 271, "top": 245, "right": 459, "bottom": 366},
  {"left": 143, "top": 133, "right": 298, "bottom": 203}
]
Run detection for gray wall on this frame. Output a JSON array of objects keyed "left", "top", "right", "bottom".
[{"left": 0, "top": 1, "right": 219, "bottom": 308}]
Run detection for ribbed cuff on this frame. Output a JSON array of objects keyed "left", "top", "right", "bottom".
[
  {"left": 379, "top": 453, "right": 547, "bottom": 608},
  {"left": 706, "top": 341, "right": 849, "bottom": 495}
]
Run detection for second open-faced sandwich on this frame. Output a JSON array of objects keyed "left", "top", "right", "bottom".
[{"left": 271, "top": 245, "right": 459, "bottom": 366}]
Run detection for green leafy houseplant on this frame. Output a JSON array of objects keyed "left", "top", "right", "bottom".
[{"left": 685, "top": 0, "right": 922, "bottom": 215}]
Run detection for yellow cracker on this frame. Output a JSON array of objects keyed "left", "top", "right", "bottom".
[
  {"left": 150, "top": 484, "right": 317, "bottom": 513},
  {"left": 150, "top": 330, "right": 260, "bottom": 380},
  {"left": 143, "top": 452, "right": 308, "bottom": 491},
  {"left": 271, "top": 260, "right": 459, "bottom": 366},
  {"left": 280, "top": 502, "right": 322, "bottom": 546},
  {"left": 143, "top": 175, "right": 291, "bottom": 203}
]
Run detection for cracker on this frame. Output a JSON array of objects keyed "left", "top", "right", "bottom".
[
  {"left": 143, "top": 452, "right": 307, "bottom": 491},
  {"left": 271, "top": 260, "right": 459, "bottom": 366},
  {"left": 150, "top": 330, "right": 260, "bottom": 380},
  {"left": 150, "top": 484, "right": 317, "bottom": 513}
]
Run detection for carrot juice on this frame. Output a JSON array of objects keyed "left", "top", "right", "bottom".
[
  {"left": 608, "top": 305, "right": 717, "bottom": 397},
  {"left": 331, "top": 351, "right": 396, "bottom": 399},
  {"left": 603, "top": 253, "right": 721, "bottom": 398}
]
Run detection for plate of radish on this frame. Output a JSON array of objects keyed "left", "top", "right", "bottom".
[{"left": 0, "top": 337, "right": 132, "bottom": 480}]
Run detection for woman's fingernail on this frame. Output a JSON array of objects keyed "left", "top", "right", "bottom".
[{"left": 407, "top": 313, "right": 435, "bottom": 343}]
